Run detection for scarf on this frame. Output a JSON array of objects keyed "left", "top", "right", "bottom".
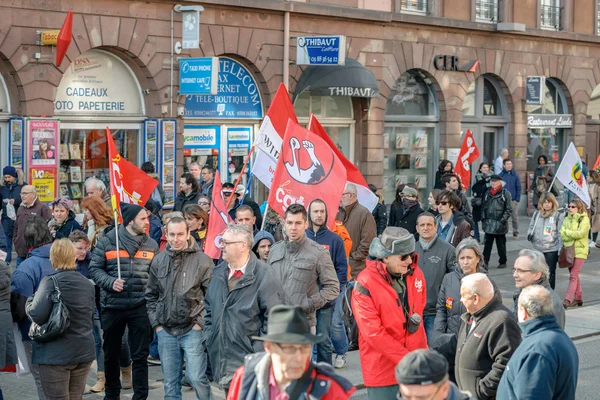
[
  {"left": 419, "top": 236, "right": 437, "bottom": 251},
  {"left": 402, "top": 199, "right": 419, "bottom": 212},
  {"left": 491, "top": 185, "right": 501, "bottom": 196}
]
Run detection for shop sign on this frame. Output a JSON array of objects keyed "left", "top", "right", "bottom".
[
  {"left": 180, "top": 57, "right": 219, "bottom": 95},
  {"left": 327, "top": 87, "right": 378, "bottom": 98},
  {"left": 41, "top": 30, "right": 60, "bottom": 45},
  {"left": 526, "top": 76, "right": 545, "bottom": 105},
  {"left": 184, "top": 57, "right": 264, "bottom": 119},
  {"left": 182, "top": 10, "right": 200, "bottom": 49},
  {"left": 30, "top": 168, "right": 56, "bottom": 203},
  {"left": 527, "top": 114, "right": 573, "bottom": 128},
  {"left": 183, "top": 125, "right": 219, "bottom": 147},
  {"left": 433, "top": 55, "right": 479, "bottom": 72},
  {"left": 296, "top": 35, "right": 346, "bottom": 66}
]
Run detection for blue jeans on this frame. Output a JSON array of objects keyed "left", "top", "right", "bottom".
[
  {"left": 149, "top": 331, "right": 160, "bottom": 359},
  {"left": 4, "top": 235, "right": 12, "bottom": 264},
  {"left": 312, "top": 306, "right": 333, "bottom": 364},
  {"left": 424, "top": 314, "right": 436, "bottom": 344},
  {"left": 473, "top": 220, "right": 481, "bottom": 241},
  {"left": 367, "top": 385, "right": 398, "bottom": 399},
  {"left": 331, "top": 285, "right": 348, "bottom": 356},
  {"left": 93, "top": 309, "right": 105, "bottom": 372},
  {"left": 157, "top": 328, "right": 212, "bottom": 400}
]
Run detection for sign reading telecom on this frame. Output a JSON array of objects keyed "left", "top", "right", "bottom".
[
  {"left": 180, "top": 57, "right": 219, "bottom": 95},
  {"left": 296, "top": 35, "right": 346, "bottom": 66},
  {"left": 184, "top": 57, "right": 264, "bottom": 119}
]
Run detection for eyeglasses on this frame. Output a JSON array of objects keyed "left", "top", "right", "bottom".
[
  {"left": 568, "top": 205, "right": 577, "bottom": 209},
  {"left": 437, "top": 201, "right": 449, "bottom": 206},
  {"left": 400, "top": 252, "right": 414, "bottom": 261},
  {"left": 198, "top": 202, "right": 209, "bottom": 206},
  {"left": 274, "top": 343, "right": 312, "bottom": 355},
  {"left": 20, "top": 191, "right": 34, "bottom": 195},
  {"left": 218, "top": 238, "right": 244, "bottom": 247},
  {"left": 512, "top": 268, "right": 533, "bottom": 274},
  {"left": 342, "top": 192, "right": 353, "bottom": 196}
]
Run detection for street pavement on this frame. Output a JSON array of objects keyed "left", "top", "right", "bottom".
[{"left": 3, "top": 215, "right": 600, "bottom": 398}]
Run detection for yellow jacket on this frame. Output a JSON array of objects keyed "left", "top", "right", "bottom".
[{"left": 560, "top": 212, "right": 590, "bottom": 260}]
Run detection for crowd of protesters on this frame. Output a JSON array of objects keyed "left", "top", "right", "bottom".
[{"left": 0, "top": 153, "right": 588, "bottom": 399}]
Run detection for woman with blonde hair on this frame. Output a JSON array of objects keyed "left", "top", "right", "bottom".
[
  {"left": 560, "top": 198, "right": 591, "bottom": 308},
  {"left": 26, "top": 238, "right": 95, "bottom": 400},
  {"left": 527, "top": 192, "right": 564, "bottom": 289},
  {"left": 588, "top": 170, "right": 600, "bottom": 242},
  {"left": 81, "top": 196, "right": 114, "bottom": 249}
]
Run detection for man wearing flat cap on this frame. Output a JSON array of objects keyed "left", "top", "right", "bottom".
[
  {"left": 226, "top": 305, "right": 356, "bottom": 399},
  {"left": 390, "top": 186, "right": 424, "bottom": 239},
  {"left": 396, "top": 349, "right": 472, "bottom": 400},
  {"left": 352, "top": 226, "right": 428, "bottom": 399},
  {"left": 90, "top": 202, "right": 159, "bottom": 400}
]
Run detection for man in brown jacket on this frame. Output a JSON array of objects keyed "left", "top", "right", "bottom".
[
  {"left": 341, "top": 183, "right": 377, "bottom": 278},
  {"left": 13, "top": 185, "right": 52, "bottom": 266}
]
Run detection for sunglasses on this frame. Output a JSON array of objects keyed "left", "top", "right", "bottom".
[
  {"left": 400, "top": 252, "right": 414, "bottom": 261},
  {"left": 568, "top": 205, "right": 577, "bottom": 209},
  {"left": 437, "top": 201, "right": 449, "bottom": 206}
]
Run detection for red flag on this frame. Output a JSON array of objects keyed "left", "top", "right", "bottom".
[
  {"left": 268, "top": 120, "right": 347, "bottom": 230},
  {"left": 454, "top": 129, "right": 480, "bottom": 190},
  {"left": 107, "top": 128, "right": 158, "bottom": 219},
  {"left": 308, "top": 114, "right": 378, "bottom": 211},
  {"left": 56, "top": 11, "right": 73, "bottom": 67},
  {"left": 204, "top": 170, "right": 232, "bottom": 259},
  {"left": 593, "top": 154, "right": 600, "bottom": 172}
]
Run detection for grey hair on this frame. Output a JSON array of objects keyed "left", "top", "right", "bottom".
[
  {"left": 225, "top": 223, "right": 254, "bottom": 248},
  {"left": 189, "top": 162, "right": 200, "bottom": 168},
  {"left": 455, "top": 237, "right": 485, "bottom": 271},
  {"left": 518, "top": 249, "right": 549, "bottom": 282},
  {"left": 461, "top": 273, "right": 494, "bottom": 298},
  {"left": 345, "top": 183, "right": 357, "bottom": 195},
  {"left": 501, "top": 148, "right": 509, "bottom": 156},
  {"left": 162, "top": 211, "right": 183, "bottom": 225},
  {"left": 85, "top": 177, "right": 106, "bottom": 192},
  {"left": 518, "top": 285, "right": 554, "bottom": 319}
]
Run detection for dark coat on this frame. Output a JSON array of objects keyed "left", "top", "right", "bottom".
[
  {"left": 13, "top": 200, "right": 52, "bottom": 258},
  {"left": 391, "top": 203, "right": 424, "bottom": 238},
  {"left": 388, "top": 199, "right": 403, "bottom": 227},
  {"left": 49, "top": 210, "right": 84, "bottom": 240},
  {"left": 200, "top": 178, "right": 214, "bottom": 198},
  {"left": 372, "top": 202, "right": 387, "bottom": 236},
  {"left": 482, "top": 188, "right": 512, "bottom": 235},
  {"left": 511, "top": 279, "right": 565, "bottom": 329},
  {"left": 0, "top": 181, "right": 24, "bottom": 237},
  {"left": 89, "top": 225, "right": 159, "bottom": 310},
  {"left": 471, "top": 177, "right": 490, "bottom": 222},
  {"left": 148, "top": 213, "right": 162, "bottom": 244},
  {"left": 455, "top": 295, "right": 521, "bottom": 400},
  {"left": 0, "top": 260, "right": 17, "bottom": 369},
  {"left": 204, "top": 254, "right": 284, "bottom": 389},
  {"left": 497, "top": 315, "right": 578, "bottom": 400},
  {"left": 146, "top": 237, "right": 212, "bottom": 336},
  {"left": 174, "top": 190, "right": 201, "bottom": 212},
  {"left": 499, "top": 170, "right": 522, "bottom": 203},
  {"left": 415, "top": 237, "right": 456, "bottom": 316},
  {"left": 26, "top": 270, "right": 95, "bottom": 365}
]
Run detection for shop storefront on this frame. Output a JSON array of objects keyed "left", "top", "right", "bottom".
[
  {"left": 183, "top": 57, "right": 263, "bottom": 187},
  {"left": 0, "top": 73, "right": 21, "bottom": 173},
  {"left": 383, "top": 70, "right": 439, "bottom": 202}
]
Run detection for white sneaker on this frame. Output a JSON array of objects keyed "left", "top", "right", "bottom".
[
  {"left": 334, "top": 354, "right": 347, "bottom": 369},
  {"left": 589, "top": 240, "right": 595, "bottom": 247}
]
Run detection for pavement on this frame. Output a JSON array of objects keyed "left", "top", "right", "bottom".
[{"left": 3, "top": 215, "right": 600, "bottom": 398}]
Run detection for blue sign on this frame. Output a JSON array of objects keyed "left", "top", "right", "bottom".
[
  {"left": 180, "top": 58, "right": 218, "bottom": 95},
  {"left": 184, "top": 57, "right": 264, "bottom": 119},
  {"left": 296, "top": 35, "right": 346, "bottom": 66}
]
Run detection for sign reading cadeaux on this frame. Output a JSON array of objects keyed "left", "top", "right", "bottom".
[
  {"left": 184, "top": 57, "right": 264, "bottom": 119},
  {"left": 54, "top": 50, "right": 145, "bottom": 115},
  {"left": 179, "top": 57, "right": 219, "bottom": 95},
  {"left": 296, "top": 36, "right": 346, "bottom": 66}
]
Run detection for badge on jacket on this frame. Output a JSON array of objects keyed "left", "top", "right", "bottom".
[
  {"left": 446, "top": 297, "right": 453, "bottom": 309},
  {"left": 415, "top": 279, "right": 423, "bottom": 292}
]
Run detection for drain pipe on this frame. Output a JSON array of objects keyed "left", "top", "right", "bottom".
[
  {"left": 170, "top": 8, "right": 174, "bottom": 117},
  {"left": 283, "top": 11, "right": 290, "bottom": 89}
]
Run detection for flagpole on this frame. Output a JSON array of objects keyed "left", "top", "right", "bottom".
[
  {"left": 110, "top": 195, "right": 122, "bottom": 280},
  {"left": 225, "top": 146, "right": 255, "bottom": 211},
  {"left": 240, "top": 170, "right": 253, "bottom": 204}
]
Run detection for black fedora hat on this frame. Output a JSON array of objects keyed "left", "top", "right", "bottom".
[{"left": 252, "top": 305, "right": 325, "bottom": 345}]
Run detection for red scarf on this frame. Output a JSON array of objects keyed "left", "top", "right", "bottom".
[{"left": 491, "top": 185, "right": 501, "bottom": 196}]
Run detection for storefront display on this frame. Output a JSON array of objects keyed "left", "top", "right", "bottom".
[
  {"left": 28, "top": 118, "right": 59, "bottom": 204},
  {"left": 160, "top": 119, "right": 177, "bottom": 208},
  {"left": 183, "top": 125, "right": 221, "bottom": 173},
  {"left": 226, "top": 126, "right": 252, "bottom": 187},
  {"left": 8, "top": 117, "right": 24, "bottom": 168},
  {"left": 143, "top": 119, "right": 159, "bottom": 168}
]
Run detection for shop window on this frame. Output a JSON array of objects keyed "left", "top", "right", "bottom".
[
  {"left": 463, "top": 82, "right": 476, "bottom": 117},
  {"left": 384, "top": 71, "right": 439, "bottom": 205},
  {"left": 588, "top": 84, "right": 600, "bottom": 120},
  {"left": 527, "top": 78, "right": 568, "bottom": 172},
  {"left": 462, "top": 76, "right": 504, "bottom": 118}
]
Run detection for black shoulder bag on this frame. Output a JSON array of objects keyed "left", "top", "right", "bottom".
[{"left": 28, "top": 275, "right": 71, "bottom": 342}]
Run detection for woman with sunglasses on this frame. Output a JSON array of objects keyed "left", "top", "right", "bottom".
[{"left": 560, "top": 198, "right": 590, "bottom": 308}]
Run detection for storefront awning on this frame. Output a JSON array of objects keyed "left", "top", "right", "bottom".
[{"left": 293, "top": 58, "right": 379, "bottom": 100}]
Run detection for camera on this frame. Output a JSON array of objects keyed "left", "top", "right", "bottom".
[{"left": 407, "top": 313, "right": 421, "bottom": 334}]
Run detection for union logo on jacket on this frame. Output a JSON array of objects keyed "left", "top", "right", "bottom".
[{"left": 351, "top": 256, "right": 428, "bottom": 387}]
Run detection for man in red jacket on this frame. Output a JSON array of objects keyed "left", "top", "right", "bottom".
[{"left": 352, "top": 226, "right": 428, "bottom": 399}]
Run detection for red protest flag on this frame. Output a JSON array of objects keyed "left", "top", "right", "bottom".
[
  {"left": 107, "top": 128, "right": 158, "bottom": 220},
  {"left": 454, "top": 129, "right": 480, "bottom": 190},
  {"left": 56, "top": 11, "right": 73, "bottom": 67},
  {"left": 593, "top": 154, "right": 600, "bottom": 172},
  {"left": 204, "top": 170, "right": 232, "bottom": 259},
  {"left": 308, "top": 114, "right": 378, "bottom": 211},
  {"left": 268, "top": 120, "right": 347, "bottom": 230}
]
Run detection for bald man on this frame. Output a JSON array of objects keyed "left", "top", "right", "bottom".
[
  {"left": 12, "top": 185, "right": 52, "bottom": 266},
  {"left": 455, "top": 273, "right": 521, "bottom": 399}
]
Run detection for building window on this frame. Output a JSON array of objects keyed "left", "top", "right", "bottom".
[
  {"left": 384, "top": 71, "right": 439, "bottom": 205},
  {"left": 541, "top": 0, "right": 562, "bottom": 30},
  {"left": 476, "top": 0, "right": 500, "bottom": 22},
  {"left": 399, "top": 0, "right": 429, "bottom": 15}
]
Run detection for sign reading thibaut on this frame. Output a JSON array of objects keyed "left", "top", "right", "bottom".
[
  {"left": 296, "top": 36, "right": 346, "bottom": 66},
  {"left": 527, "top": 114, "right": 573, "bottom": 128}
]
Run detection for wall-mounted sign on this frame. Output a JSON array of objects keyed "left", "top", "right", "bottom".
[
  {"left": 527, "top": 114, "right": 573, "bottom": 128},
  {"left": 179, "top": 57, "right": 219, "bottom": 95},
  {"left": 28, "top": 118, "right": 59, "bottom": 203},
  {"left": 183, "top": 125, "right": 220, "bottom": 147},
  {"left": 296, "top": 35, "right": 346, "bottom": 66},
  {"left": 526, "top": 76, "right": 545, "bottom": 105},
  {"left": 184, "top": 57, "right": 264, "bottom": 119},
  {"left": 54, "top": 50, "right": 145, "bottom": 115},
  {"left": 182, "top": 10, "right": 200, "bottom": 49},
  {"left": 9, "top": 118, "right": 24, "bottom": 168},
  {"left": 433, "top": 55, "right": 479, "bottom": 72},
  {"left": 41, "top": 30, "right": 60, "bottom": 45}
]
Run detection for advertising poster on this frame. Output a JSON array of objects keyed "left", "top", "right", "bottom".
[
  {"left": 226, "top": 127, "right": 251, "bottom": 186},
  {"left": 144, "top": 119, "right": 159, "bottom": 167},
  {"left": 30, "top": 167, "right": 56, "bottom": 203},
  {"left": 29, "top": 119, "right": 59, "bottom": 166},
  {"left": 161, "top": 120, "right": 177, "bottom": 208},
  {"left": 9, "top": 118, "right": 24, "bottom": 167}
]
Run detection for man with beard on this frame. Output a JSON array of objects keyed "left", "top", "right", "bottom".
[{"left": 89, "top": 203, "right": 159, "bottom": 400}]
